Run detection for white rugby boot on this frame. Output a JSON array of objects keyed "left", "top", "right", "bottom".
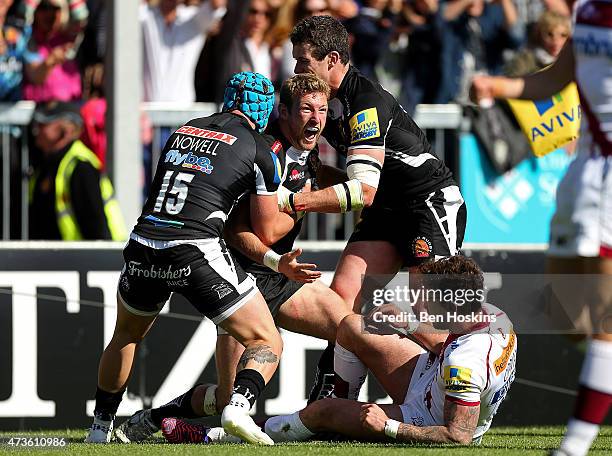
[
  {"left": 221, "top": 395, "right": 273, "bottom": 445},
  {"left": 84, "top": 416, "right": 114, "bottom": 443}
]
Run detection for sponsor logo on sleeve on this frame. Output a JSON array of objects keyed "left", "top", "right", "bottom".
[
  {"left": 444, "top": 366, "right": 472, "bottom": 392},
  {"left": 493, "top": 332, "right": 516, "bottom": 375},
  {"left": 349, "top": 108, "right": 380, "bottom": 143}
]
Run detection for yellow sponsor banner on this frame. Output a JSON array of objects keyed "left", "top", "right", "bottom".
[{"left": 507, "top": 82, "right": 581, "bottom": 157}]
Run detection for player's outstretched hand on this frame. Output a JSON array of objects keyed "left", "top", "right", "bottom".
[
  {"left": 360, "top": 403, "right": 389, "bottom": 435},
  {"left": 278, "top": 248, "right": 321, "bottom": 283}
]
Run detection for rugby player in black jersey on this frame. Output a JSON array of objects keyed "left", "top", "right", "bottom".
[
  {"left": 111, "top": 74, "right": 354, "bottom": 444},
  {"left": 283, "top": 15, "right": 467, "bottom": 401},
  {"left": 86, "top": 72, "right": 285, "bottom": 446}
]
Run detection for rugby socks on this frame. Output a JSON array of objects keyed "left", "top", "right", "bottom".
[
  {"left": 307, "top": 343, "right": 336, "bottom": 403},
  {"left": 334, "top": 344, "right": 367, "bottom": 400},
  {"left": 265, "top": 411, "right": 315, "bottom": 442},
  {"left": 558, "top": 340, "right": 612, "bottom": 456},
  {"left": 150, "top": 385, "right": 201, "bottom": 428},
  {"left": 93, "top": 387, "right": 124, "bottom": 421},
  {"left": 229, "top": 369, "right": 265, "bottom": 409}
]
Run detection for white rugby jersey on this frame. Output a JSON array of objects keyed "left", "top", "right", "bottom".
[
  {"left": 573, "top": 0, "right": 612, "bottom": 155},
  {"left": 403, "top": 304, "right": 517, "bottom": 440}
]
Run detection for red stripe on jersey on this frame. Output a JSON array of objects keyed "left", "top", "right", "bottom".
[
  {"left": 445, "top": 395, "right": 480, "bottom": 407},
  {"left": 577, "top": 84, "right": 612, "bottom": 156},
  {"left": 600, "top": 245, "right": 612, "bottom": 257},
  {"left": 576, "top": 1, "right": 612, "bottom": 28},
  {"left": 485, "top": 337, "right": 493, "bottom": 388}
]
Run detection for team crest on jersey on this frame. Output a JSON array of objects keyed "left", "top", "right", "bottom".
[
  {"left": 165, "top": 150, "right": 214, "bottom": 174},
  {"left": 412, "top": 236, "right": 432, "bottom": 258},
  {"left": 444, "top": 366, "right": 472, "bottom": 392},
  {"left": 349, "top": 108, "right": 380, "bottom": 143}
]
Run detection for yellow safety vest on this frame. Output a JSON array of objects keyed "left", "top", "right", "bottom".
[{"left": 52, "top": 140, "right": 127, "bottom": 241}]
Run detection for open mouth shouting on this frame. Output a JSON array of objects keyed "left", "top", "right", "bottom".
[{"left": 303, "top": 124, "right": 320, "bottom": 144}]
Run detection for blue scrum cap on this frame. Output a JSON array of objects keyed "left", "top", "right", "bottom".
[{"left": 223, "top": 72, "right": 275, "bottom": 133}]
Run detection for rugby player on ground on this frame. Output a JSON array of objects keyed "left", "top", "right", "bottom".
[
  {"left": 113, "top": 74, "right": 354, "bottom": 443},
  {"left": 164, "top": 256, "right": 517, "bottom": 445}
]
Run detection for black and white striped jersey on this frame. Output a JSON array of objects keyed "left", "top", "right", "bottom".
[
  {"left": 134, "top": 112, "right": 282, "bottom": 240},
  {"left": 323, "top": 65, "right": 455, "bottom": 208}
]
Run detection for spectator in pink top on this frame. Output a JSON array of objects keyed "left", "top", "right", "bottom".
[{"left": 23, "top": 0, "right": 84, "bottom": 102}]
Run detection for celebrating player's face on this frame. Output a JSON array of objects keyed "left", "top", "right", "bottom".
[{"left": 283, "top": 92, "right": 328, "bottom": 150}]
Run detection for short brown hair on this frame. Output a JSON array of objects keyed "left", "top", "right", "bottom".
[
  {"left": 416, "top": 256, "right": 485, "bottom": 314},
  {"left": 290, "top": 15, "right": 350, "bottom": 64},
  {"left": 279, "top": 73, "right": 330, "bottom": 110}
]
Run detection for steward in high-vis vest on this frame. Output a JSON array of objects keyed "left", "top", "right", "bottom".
[{"left": 29, "top": 101, "right": 126, "bottom": 240}]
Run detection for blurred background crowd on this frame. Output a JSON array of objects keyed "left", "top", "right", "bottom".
[{"left": 0, "top": 0, "right": 573, "bottom": 240}]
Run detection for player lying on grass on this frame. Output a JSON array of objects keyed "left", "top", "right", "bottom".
[
  {"left": 164, "top": 256, "right": 518, "bottom": 445},
  {"left": 114, "top": 73, "right": 354, "bottom": 443}
]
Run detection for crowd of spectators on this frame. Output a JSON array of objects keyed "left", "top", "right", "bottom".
[
  {"left": 0, "top": 0, "right": 573, "bottom": 239},
  {"left": 0, "top": 0, "right": 573, "bottom": 109}
]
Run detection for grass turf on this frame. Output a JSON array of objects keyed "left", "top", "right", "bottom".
[{"left": 1, "top": 427, "right": 611, "bottom": 455}]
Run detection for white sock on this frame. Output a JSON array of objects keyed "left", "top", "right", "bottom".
[
  {"left": 265, "top": 411, "right": 314, "bottom": 442},
  {"left": 579, "top": 339, "right": 612, "bottom": 394},
  {"left": 227, "top": 392, "right": 250, "bottom": 411},
  {"left": 334, "top": 344, "right": 367, "bottom": 400},
  {"left": 558, "top": 418, "right": 600, "bottom": 456}
]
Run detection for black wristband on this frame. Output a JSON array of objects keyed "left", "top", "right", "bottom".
[{"left": 288, "top": 193, "right": 296, "bottom": 212}]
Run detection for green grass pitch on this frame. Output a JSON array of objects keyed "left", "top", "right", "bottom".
[{"left": 1, "top": 427, "right": 611, "bottom": 455}]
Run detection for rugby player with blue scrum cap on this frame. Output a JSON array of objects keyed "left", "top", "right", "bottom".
[{"left": 85, "top": 71, "right": 284, "bottom": 446}]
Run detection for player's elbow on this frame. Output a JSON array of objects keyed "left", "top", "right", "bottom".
[{"left": 252, "top": 224, "right": 278, "bottom": 246}]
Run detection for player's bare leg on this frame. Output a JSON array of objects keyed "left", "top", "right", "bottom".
[
  {"left": 265, "top": 397, "right": 403, "bottom": 441},
  {"left": 217, "top": 281, "right": 350, "bottom": 411},
  {"left": 86, "top": 293, "right": 158, "bottom": 443},
  {"left": 276, "top": 281, "right": 350, "bottom": 341},
  {"left": 330, "top": 241, "right": 404, "bottom": 313},
  {"left": 334, "top": 313, "right": 429, "bottom": 402},
  {"left": 216, "top": 291, "right": 282, "bottom": 445}
]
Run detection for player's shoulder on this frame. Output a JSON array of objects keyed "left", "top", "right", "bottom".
[
  {"left": 343, "top": 66, "right": 384, "bottom": 104},
  {"left": 444, "top": 333, "right": 491, "bottom": 367}
]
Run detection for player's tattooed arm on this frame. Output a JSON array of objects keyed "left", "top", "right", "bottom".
[
  {"left": 237, "top": 345, "right": 279, "bottom": 370},
  {"left": 394, "top": 400, "right": 478, "bottom": 444}
]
